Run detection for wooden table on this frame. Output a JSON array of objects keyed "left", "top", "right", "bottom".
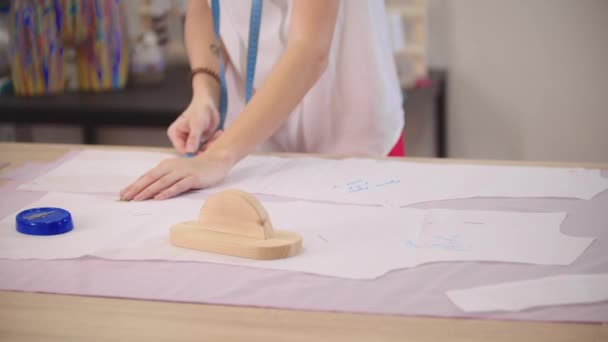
[{"left": 0, "top": 142, "right": 606, "bottom": 342}]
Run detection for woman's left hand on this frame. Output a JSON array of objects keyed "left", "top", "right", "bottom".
[{"left": 120, "top": 152, "right": 233, "bottom": 201}]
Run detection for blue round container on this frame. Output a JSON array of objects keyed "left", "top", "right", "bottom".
[{"left": 16, "top": 207, "right": 73, "bottom": 236}]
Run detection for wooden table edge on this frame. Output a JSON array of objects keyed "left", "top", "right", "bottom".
[
  {"left": 0, "top": 290, "right": 606, "bottom": 342},
  {"left": 2, "top": 142, "right": 607, "bottom": 169}
]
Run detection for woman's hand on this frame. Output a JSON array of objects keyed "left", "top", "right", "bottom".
[
  {"left": 167, "top": 92, "right": 220, "bottom": 155},
  {"left": 119, "top": 151, "right": 234, "bottom": 201}
]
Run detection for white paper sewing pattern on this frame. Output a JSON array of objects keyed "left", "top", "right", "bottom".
[{"left": 0, "top": 193, "right": 594, "bottom": 279}]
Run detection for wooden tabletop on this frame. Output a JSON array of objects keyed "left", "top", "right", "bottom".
[{"left": 0, "top": 142, "right": 606, "bottom": 342}]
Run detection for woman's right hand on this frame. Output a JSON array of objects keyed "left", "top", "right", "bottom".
[{"left": 167, "top": 92, "right": 221, "bottom": 155}]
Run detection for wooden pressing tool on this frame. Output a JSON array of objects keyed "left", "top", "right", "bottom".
[{"left": 170, "top": 190, "right": 302, "bottom": 260}]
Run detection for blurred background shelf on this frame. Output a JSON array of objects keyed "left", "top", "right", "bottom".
[
  {"left": 0, "top": 0, "right": 447, "bottom": 158},
  {"left": 0, "top": 67, "right": 191, "bottom": 143},
  {"left": 0, "top": 66, "right": 447, "bottom": 158}
]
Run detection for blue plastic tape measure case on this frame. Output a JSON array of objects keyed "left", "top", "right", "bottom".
[{"left": 16, "top": 207, "right": 74, "bottom": 236}]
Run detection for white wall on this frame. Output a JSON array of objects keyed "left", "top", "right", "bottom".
[
  {"left": 427, "top": 0, "right": 449, "bottom": 69},
  {"left": 444, "top": 0, "right": 608, "bottom": 163}
]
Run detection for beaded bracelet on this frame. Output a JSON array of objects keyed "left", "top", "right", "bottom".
[{"left": 190, "top": 67, "right": 221, "bottom": 86}]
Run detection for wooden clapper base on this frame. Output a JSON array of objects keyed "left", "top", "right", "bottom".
[{"left": 170, "top": 190, "right": 302, "bottom": 260}]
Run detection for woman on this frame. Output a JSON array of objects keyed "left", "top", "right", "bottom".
[{"left": 120, "top": 0, "right": 404, "bottom": 201}]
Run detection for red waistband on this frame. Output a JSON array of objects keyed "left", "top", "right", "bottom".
[{"left": 387, "top": 130, "right": 405, "bottom": 157}]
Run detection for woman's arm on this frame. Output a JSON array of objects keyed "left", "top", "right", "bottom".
[
  {"left": 165, "top": 0, "right": 223, "bottom": 155},
  {"left": 120, "top": 0, "right": 340, "bottom": 201},
  {"left": 184, "top": 0, "right": 221, "bottom": 102},
  {"left": 206, "top": 0, "right": 341, "bottom": 165}
]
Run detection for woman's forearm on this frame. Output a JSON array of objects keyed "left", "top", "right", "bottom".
[
  {"left": 206, "top": 44, "right": 328, "bottom": 163},
  {"left": 206, "top": 0, "right": 340, "bottom": 165},
  {"left": 184, "top": 0, "right": 220, "bottom": 102}
]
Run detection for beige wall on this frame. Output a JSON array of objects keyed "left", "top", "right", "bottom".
[{"left": 443, "top": 0, "right": 608, "bottom": 163}]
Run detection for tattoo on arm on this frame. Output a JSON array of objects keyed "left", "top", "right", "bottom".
[{"left": 210, "top": 43, "right": 220, "bottom": 57}]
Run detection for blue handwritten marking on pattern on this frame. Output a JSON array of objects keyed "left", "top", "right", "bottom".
[
  {"left": 332, "top": 179, "right": 368, "bottom": 192},
  {"left": 406, "top": 234, "right": 471, "bottom": 252},
  {"left": 405, "top": 240, "right": 419, "bottom": 248},
  {"left": 333, "top": 178, "right": 400, "bottom": 193},
  {"left": 376, "top": 179, "right": 400, "bottom": 187},
  {"left": 347, "top": 180, "right": 369, "bottom": 193}
]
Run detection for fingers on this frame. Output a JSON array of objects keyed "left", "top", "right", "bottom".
[
  {"left": 167, "top": 116, "right": 188, "bottom": 154},
  {"left": 186, "top": 115, "right": 207, "bottom": 153},
  {"left": 186, "top": 130, "right": 203, "bottom": 154},
  {"left": 174, "top": 99, "right": 219, "bottom": 155},
  {"left": 154, "top": 177, "right": 197, "bottom": 200},
  {"left": 132, "top": 171, "right": 184, "bottom": 201},
  {"left": 120, "top": 165, "right": 171, "bottom": 201}
]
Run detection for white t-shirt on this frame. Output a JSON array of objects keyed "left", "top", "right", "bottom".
[{"left": 217, "top": 0, "right": 404, "bottom": 156}]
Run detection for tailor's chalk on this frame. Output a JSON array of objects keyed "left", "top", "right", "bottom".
[{"left": 16, "top": 207, "right": 73, "bottom": 236}]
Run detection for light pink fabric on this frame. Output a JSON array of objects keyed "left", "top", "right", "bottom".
[{"left": 1, "top": 156, "right": 607, "bottom": 323}]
